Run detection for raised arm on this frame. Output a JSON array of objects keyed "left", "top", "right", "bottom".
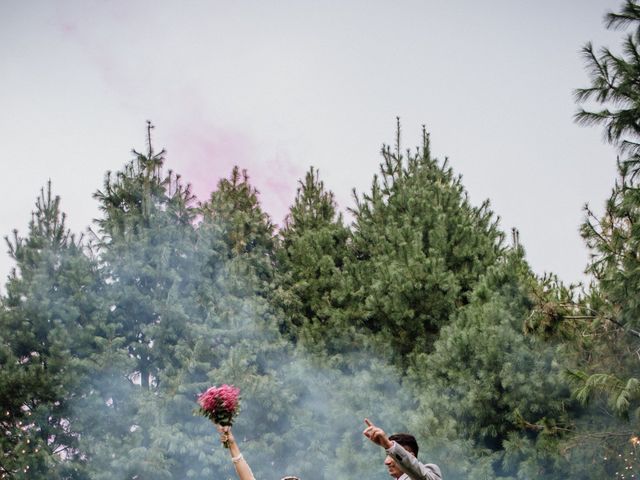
[
  {"left": 218, "top": 426, "right": 256, "bottom": 480},
  {"left": 363, "top": 418, "right": 442, "bottom": 480},
  {"left": 385, "top": 441, "right": 442, "bottom": 480}
]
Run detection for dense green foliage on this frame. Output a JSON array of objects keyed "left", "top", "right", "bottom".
[
  {"left": 345, "top": 125, "right": 504, "bottom": 367},
  {"left": 274, "top": 166, "right": 351, "bottom": 352},
  {"left": 1, "top": 183, "right": 105, "bottom": 479},
  {"left": 575, "top": 0, "right": 640, "bottom": 167},
  {"left": 4, "top": 3, "right": 640, "bottom": 479}
]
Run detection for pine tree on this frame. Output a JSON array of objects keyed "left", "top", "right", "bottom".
[
  {"left": 531, "top": 159, "right": 640, "bottom": 478},
  {"left": 93, "top": 122, "right": 196, "bottom": 392},
  {"left": 199, "top": 166, "right": 275, "bottom": 286},
  {"left": 575, "top": 0, "right": 640, "bottom": 170},
  {"left": 0, "top": 182, "right": 104, "bottom": 479},
  {"left": 521, "top": 2, "right": 640, "bottom": 473},
  {"left": 567, "top": 4, "right": 640, "bottom": 473},
  {"left": 274, "top": 167, "right": 351, "bottom": 351},
  {"left": 86, "top": 122, "right": 200, "bottom": 478},
  {"left": 408, "top": 249, "right": 576, "bottom": 478},
  {"left": 346, "top": 123, "right": 504, "bottom": 365},
  {"left": 190, "top": 166, "right": 303, "bottom": 479}
]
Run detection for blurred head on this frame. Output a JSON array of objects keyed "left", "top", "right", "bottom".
[
  {"left": 383, "top": 455, "right": 403, "bottom": 479},
  {"left": 388, "top": 433, "right": 419, "bottom": 456},
  {"left": 384, "top": 433, "right": 419, "bottom": 479}
]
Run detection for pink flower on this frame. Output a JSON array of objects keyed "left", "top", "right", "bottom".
[{"left": 197, "top": 384, "right": 240, "bottom": 426}]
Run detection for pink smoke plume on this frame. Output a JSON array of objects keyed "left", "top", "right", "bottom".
[
  {"left": 167, "top": 122, "right": 301, "bottom": 227},
  {"left": 53, "top": 6, "right": 302, "bottom": 225}
]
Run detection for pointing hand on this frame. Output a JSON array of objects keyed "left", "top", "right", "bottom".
[{"left": 363, "top": 418, "right": 393, "bottom": 449}]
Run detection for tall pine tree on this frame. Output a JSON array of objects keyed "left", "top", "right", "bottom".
[
  {"left": 86, "top": 122, "right": 200, "bottom": 479},
  {"left": 525, "top": 2, "right": 640, "bottom": 474},
  {"left": 274, "top": 167, "right": 351, "bottom": 352},
  {"left": 346, "top": 123, "right": 504, "bottom": 366},
  {"left": 0, "top": 182, "right": 104, "bottom": 479}
]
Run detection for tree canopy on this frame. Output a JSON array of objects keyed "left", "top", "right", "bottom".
[{"left": 5, "top": 3, "right": 640, "bottom": 478}]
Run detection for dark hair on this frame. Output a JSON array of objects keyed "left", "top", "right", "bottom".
[{"left": 389, "top": 433, "right": 419, "bottom": 456}]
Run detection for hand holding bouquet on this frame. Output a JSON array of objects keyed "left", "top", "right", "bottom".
[{"left": 197, "top": 384, "right": 241, "bottom": 447}]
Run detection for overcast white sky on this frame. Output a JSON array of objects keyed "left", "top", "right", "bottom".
[{"left": 0, "top": 0, "right": 623, "bottom": 288}]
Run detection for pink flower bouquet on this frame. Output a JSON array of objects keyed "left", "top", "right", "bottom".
[{"left": 197, "top": 384, "right": 241, "bottom": 431}]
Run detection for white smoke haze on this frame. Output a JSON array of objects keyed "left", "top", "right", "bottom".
[
  {"left": 3, "top": 121, "right": 635, "bottom": 479},
  {"left": 5, "top": 169, "right": 632, "bottom": 480},
  {"left": 49, "top": 226, "right": 435, "bottom": 480}
]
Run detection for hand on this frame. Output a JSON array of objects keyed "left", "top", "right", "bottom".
[
  {"left": 216, "top": 425, "right": 236, "bottom": 446},
  {"left": 363, "top": 418, "right": 393, "bottom": 449}
]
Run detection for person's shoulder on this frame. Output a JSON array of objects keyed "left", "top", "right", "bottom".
[{"left": 423, "top": 462, "right": 442, "bottom": 479}]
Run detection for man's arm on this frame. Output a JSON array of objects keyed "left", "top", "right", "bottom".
[
  {"left": 385, "top": 441, "right": 442, "bottom": 480},
  {"left": 363, "top": 419, "right": 442, "bottom": 480}
]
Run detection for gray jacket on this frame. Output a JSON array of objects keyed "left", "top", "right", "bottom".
[{"left": 385, "top": 442, "right": 442, "bottom": 480}]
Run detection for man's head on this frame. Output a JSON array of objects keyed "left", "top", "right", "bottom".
[
  {"left": 388, "top": 433, "right": 419, "bottom": 456},
  {"left": 383, "top": 433, "right": 419, "bottom": 479}
]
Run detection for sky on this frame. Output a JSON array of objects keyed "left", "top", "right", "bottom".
[{"left": 0, "top": 0, "right": 623, "bottom": 288}]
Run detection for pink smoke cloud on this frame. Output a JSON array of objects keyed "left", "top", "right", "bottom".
[
  {"left": 166, "top": 120, "right": 302, "bottom": 227},
  {"left": 53, "top": 5, "right": 303, "bottom": 225}
]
